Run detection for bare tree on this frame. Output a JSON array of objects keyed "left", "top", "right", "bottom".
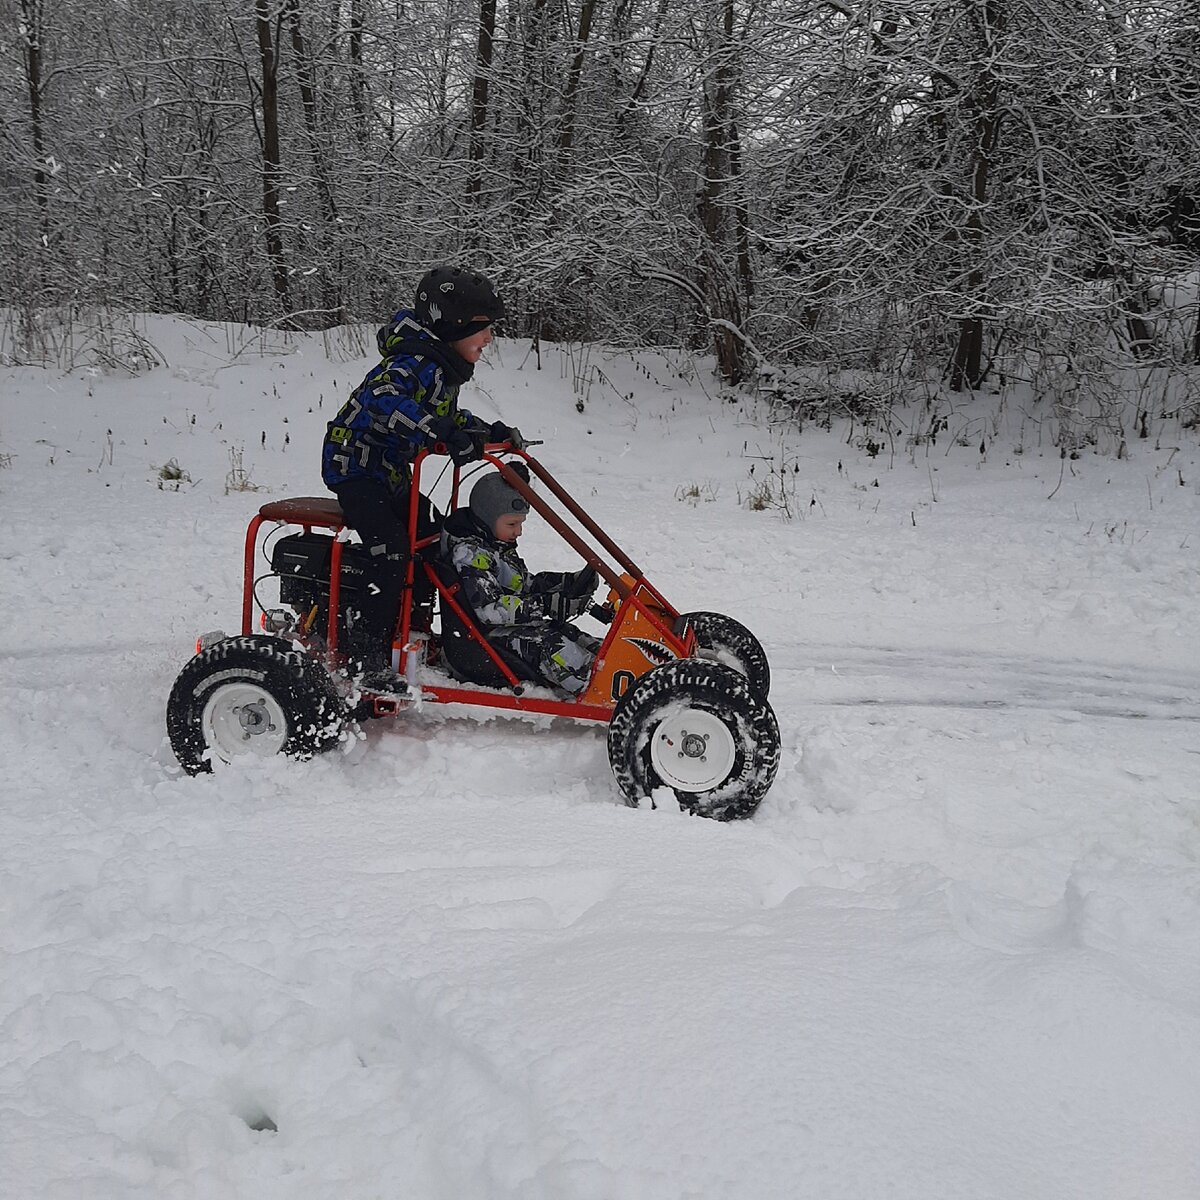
[
  {"left": 289, "top": 2, "right": 342, "bottom": 317},
  {"left": 17, "top": 0, "right": 49, "bottom": 241},
  {"left": 254, "top": 0, "right": 292, "bottom": 315},
  {"left": 467, "top": 0, "right": 498, "bottom": 204}
]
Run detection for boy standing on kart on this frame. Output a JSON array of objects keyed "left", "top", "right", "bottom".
[
  {"left": 442, "top": 469, "right": 602, "bottom": 694},
  {"left": 321, "top": 265, "right": 522, "bottom": 689}
]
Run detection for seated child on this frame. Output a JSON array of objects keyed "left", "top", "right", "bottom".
[{"left": 440, "top": 469, "right": 601, "bottom": 693}]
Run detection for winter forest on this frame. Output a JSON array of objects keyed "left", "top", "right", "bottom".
[{"left": 5, "top": 0, "right": 1200, "bottom": 419}]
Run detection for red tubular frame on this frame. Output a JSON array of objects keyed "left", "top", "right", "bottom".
[
  {"left": 432, "top": 566, "right": 525, "bottom": 690},
  {"left": 239, "top": 448, "right": 692, "bottom": 723},
  {"left": 485, "top": 450, "right": 691, "bottom": 661},
  {"left": 241, "top": 517, "right": 262, "bottom": 636},
  {"left": 241, "top": 500, "right": 348, "bottom": 644}
]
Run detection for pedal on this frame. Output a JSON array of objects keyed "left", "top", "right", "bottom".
[{"left": 371, "top": 687, "right": 418, "bottom": 717}]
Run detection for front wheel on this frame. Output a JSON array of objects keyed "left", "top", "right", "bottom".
[
  {"left": 680, "top": 610, "right": 770, "bottom": 697},
  {"left": 607, "top": 660, "right": 780, "bottom": 820},
  {"left": 167, "top": 635, "right": 345, "bottom": 775}
]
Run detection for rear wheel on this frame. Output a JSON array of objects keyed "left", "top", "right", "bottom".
[
  {"left": 680, "top": 611, "right": 770, "bottom": 697},
  {"left": 167, "top": 635, "right": 345, "bottom": 775},
  {"left": 607, "top": 659, "right": 780, "bottom": 820}
]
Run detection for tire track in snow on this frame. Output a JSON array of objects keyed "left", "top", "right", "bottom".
[{"left": 770, "top": 643, "right": 1200, "bottom": 724}]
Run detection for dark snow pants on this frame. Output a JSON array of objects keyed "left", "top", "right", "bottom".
[
  {"left": 490, "top": 622, "right": 602, "bottom": 694},
  {"left": 333, "top": 478, "right": 438, "bottom": 669}
]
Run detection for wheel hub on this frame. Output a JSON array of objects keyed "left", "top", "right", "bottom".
[
  {"left": 234, "top": 701, "right": 273, "bottom": 738},
  {"left": 649, "top": 708, "right": 737, "bottom": 794},
  {"left": 201, "top": 681, "right": 289, "bottom": 763}
]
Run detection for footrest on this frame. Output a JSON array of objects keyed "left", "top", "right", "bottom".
[{"left": 371, "top": 688, "right": 416, "bottom": 717}]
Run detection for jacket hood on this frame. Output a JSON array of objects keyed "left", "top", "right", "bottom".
[
  {"left": 376, "top": 309, "right": 435, "bottom": 358},
  {"left": 376, "top": 308, "right": 474, "bottom": 385},
  {"left": 443, "top": 507, "right": 493, "bottom": 541}
]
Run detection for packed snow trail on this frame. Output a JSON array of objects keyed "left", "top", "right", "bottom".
[{"left": 777, "top": 643, "right": 1200, "bottom": 721}]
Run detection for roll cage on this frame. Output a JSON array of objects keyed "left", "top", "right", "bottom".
[{"left": 241, "top": 445, "right": 697, "bottom": 723}]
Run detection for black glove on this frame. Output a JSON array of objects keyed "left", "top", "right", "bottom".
[
  {"left": 539, "top": 567, "right": 599, "bottom": 623},
  {"left": 432, "top": 417, "right": 485, "bottom": 465},
  {"left": 447, "top": 427, "right": 485, "bottom": 465},
  {"left": 542, "top": 591, "right": 580, "bottom": 623},
  {"left": 488, "top": 421, "right": 526, "bottom": 450},
  {"left": 568, "top": 565, "right": 598, "bottom": 598}
]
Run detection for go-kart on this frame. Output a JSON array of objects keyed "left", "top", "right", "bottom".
[{"left": 166, "top": 445, "right": 781, "bottom": 819}]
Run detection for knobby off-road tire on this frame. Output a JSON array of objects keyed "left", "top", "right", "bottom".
[
  {"left": 680, "top": 610, "right": 771, "bottom": 698},
  {"left": 167, "top": 635, "right": 345, "bottom": 775},
  {"left": 607, "top": 660, "right": 781, "bottom": 820}
]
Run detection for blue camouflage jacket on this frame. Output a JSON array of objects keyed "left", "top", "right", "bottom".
[{"left": 321, "top": 311, "right": 477, "bottom": 493}]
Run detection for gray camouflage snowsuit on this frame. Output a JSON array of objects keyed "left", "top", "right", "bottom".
[{"left": 441, "top": 510, "right": 600, "bottom": 693}]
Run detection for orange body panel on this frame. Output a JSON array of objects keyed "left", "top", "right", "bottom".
[{"left": 579, "top": 577, "right": 695, "bottom": 708}]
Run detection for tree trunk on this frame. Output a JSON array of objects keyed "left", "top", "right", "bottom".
[
  {"left": 255, "top": 0, "right": 291, "bottom": 315},
  {"left": 557, "top": 0, "right": 600, "bottom": 157},
  {"left": 949, "top": 0, "right": 1003, "bottom": 392},
  {"left": 1123, "top": 281, "right": 1156, "bottom": 358},
  {"left": 289, "top": 7, "right": 340, "bottom": 319},
  {"left": 348, "top": 0, "right": 369, "bottom": 149},
  {"left": 616, "top": 0, "right": 668, "bottom": 135},
  {"left": 467, "top": 0, "right": 497, "bottom": 205},
  {"left": 727, "top": 112, "right": 753, "bottom": 315},
  {"left": 950, "top": 315, "right": 984, "bottom": 391},
  {"left": 696, "top": 0, "right": 751, "bottom": 385},
  {"left": 19, "top": 0, "right": 49, "bottom": 242}
]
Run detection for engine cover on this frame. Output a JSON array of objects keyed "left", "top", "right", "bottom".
[{"left": 270, "top": 532, "right": 376, "bottom": 636}]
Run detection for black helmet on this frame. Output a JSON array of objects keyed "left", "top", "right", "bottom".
[{"left": 415, "top": 265, "right": 505, "bottom": 342}]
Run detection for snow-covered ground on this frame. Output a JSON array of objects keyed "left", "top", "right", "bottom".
[{"left": 2, "top": 316, "right": 1199, "bottom": 1199}]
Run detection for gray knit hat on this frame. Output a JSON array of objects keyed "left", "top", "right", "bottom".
[{"left": 469, "top": 470, "right": 529, "bottom": 530}]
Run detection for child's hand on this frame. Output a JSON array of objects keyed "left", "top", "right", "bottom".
[
  {"left": 532, "top": 566, "right": 598, "bottom": 623},
  {"left": 488, "top": 421, "right": 526, "bottom": 449},
  {"left": 569, "top": 566, "right": 598, "bottom": 599},
  {"left": 543, "top": 592, "right": 581, "bottom": 623},
  {"left": 432, "top": 417, "right": 485, "bottom": 464},
  {"left": 543, "top": 572, "right": 597, "bottom": 623}
]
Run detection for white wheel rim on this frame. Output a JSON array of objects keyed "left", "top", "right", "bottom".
[
  {"left": 201, "top": 682, "right": 288, "bottom": 763},
  {"left": 649, "top": 707, "right": 737, "bottom": 793}
]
